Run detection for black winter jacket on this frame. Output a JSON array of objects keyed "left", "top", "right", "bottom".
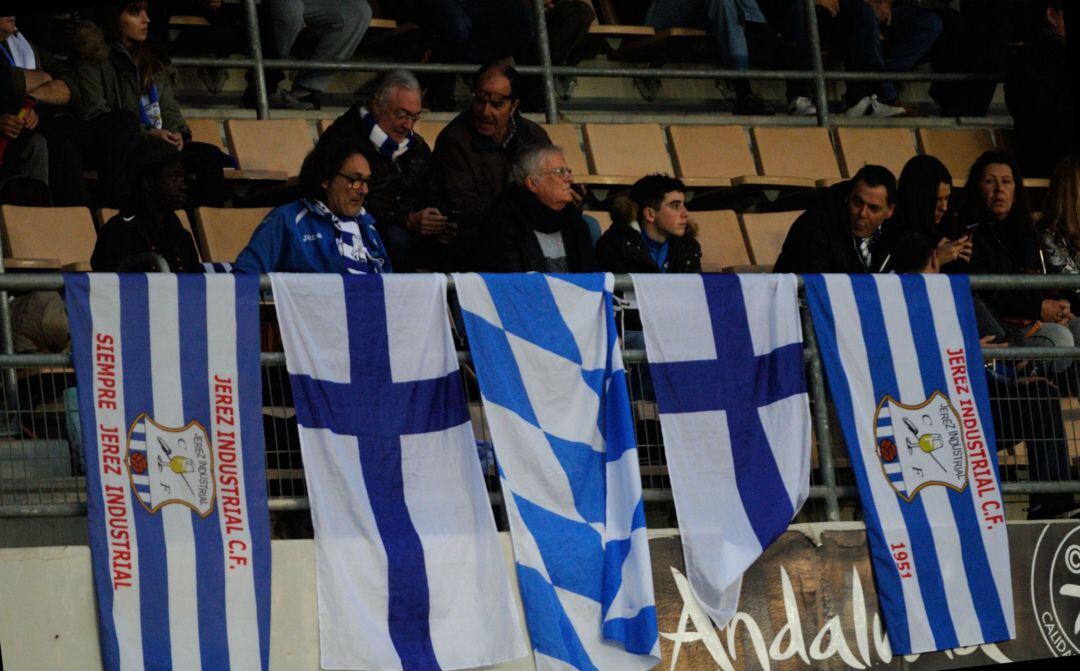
[
  {"left": 319, "top": 104, "right": 432, "bottom": 231},
  {"left": 948, "top": 215, "right": 1045, "bottom": 322},
  {"left": 481, "top": 185, "right": 599, "bottom": 273},
  {"left": 595, "top": 221, "right": 702, "bottom": 273}
]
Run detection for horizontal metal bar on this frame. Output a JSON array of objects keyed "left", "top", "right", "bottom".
[{"left": 169, "top": 56, "right": 1001, "bottom": 83}]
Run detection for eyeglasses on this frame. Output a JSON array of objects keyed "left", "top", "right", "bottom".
[
  {"left": 538, "top": 166, "right": 573, "bottom": 178},
  {"left": 390, "top": 107, "right": 422, "bottom": 123},
  {"left": 337, "top": 172, "right": 370, "bottom": 190},
  {"left": 471, "top": 91, "right": 513, "bottom": 110}
]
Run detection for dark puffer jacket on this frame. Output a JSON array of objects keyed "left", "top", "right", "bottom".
[
  {"left": 595, "top": 221, "right": 702, "bottom": 274},
  {"left": 319, "top": 104, "right": 432, "bottom": 232}
]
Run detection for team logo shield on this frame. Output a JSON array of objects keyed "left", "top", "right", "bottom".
[
  {"left": 126, "top": 413, "right": 215, "bottom": 516},
  {"left": 873, "top": 391, "right": 968, "bottom": 502}
]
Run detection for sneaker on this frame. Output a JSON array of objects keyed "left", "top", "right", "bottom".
[
  {"left": 732, "top": 93, "right": 775, "bottom": 116},
  {"left": 869, "top": 95, "right": 911, "bottom": 118},
  {"left": 196, "top": 67, "right": 228, "bottom": 95},
  {"left": 787, "top": 96, "right": 817, "bottom": 116},
  {"left": 845, "top": 95, "right": 873, "bottom": 117}
]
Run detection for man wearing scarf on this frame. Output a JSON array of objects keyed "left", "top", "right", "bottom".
[{"left": 320, "top": 69, "right": 440, "bottom": 272}]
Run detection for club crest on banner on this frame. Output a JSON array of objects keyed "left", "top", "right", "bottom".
[
  {"left": 873, "top": 391, "right": 967, "bottom": 502},
  {"left": 126, "top": 413, "right": 215, "bottom": 517}
]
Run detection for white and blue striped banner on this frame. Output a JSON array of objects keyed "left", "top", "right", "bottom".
[
  {"left": 633, "top": 273, "right": 811, "bottom": 630},
  {"left": 804, "top": 273, "right": 1015, "bottom": 654},
  {"left": 65, "top": 273, "right": 272, "bottom": 671},
  {"left": 270, "top": 273, "right": 527, "bottom": 671},
  {"left": 455, "top": 273, "right": 660, "bottom": 671}
]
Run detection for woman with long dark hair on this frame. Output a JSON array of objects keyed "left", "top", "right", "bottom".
[
  {"left": 72, "top": 3, "right": 225, "bottom": 206},
  {"left": 1036, "top": 155, "right": 1080, "bottom": 284},
  {"left": 895, "top": 154, "right": 971, "bottom": 268}
]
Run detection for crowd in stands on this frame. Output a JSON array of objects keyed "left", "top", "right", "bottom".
[{"left": 0, "top": 2, "right": 1078, "bottom": 514}]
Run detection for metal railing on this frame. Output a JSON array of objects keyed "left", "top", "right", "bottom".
[
  {"left": 2, "top": 273, "right": 1080, "bottom": 526},
  {"left": 162, "top": 0, "right": 1006, "bottom": 125}
]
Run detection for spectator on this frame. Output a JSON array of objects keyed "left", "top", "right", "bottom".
[
  {"left": 92, "top": 136, "right": 200, "bottom": 272},
  {"left": 892, "top": 225, "right": 1078, "bottom": 520},
  {"left": 894, "top": 154, "right": 971, "bottom": 269},
  {"left": 596, "top": 174, "right": 702, "bottom": 274},
  {"left": 242, "top": 0, "right": 372, "bottom": 110},
  {"left": 951, "top": 150, "right": 1080, "bottom": 362},
  {"left": 1005, "top": 0, "right": 1075, "bottom": 178},
  {"left": 773, "top": 164, "right": 898, "bottom": 273},
  {"left": 517, "top": 0, "right": 597, "bottom": 111},
  {"left": 73, "top": 3, "right": 227, "bottom": 207},
  {"left": 481, "top": 144, "right": 597, "bottom": 272},
  {"left": 1, "top": 14, "right": 90, "bottom": 205},
  {"left": 399, "top": 0, "right": 534, "bottom": 110},
  {"left": 0, "top": 49, "right": 48, "bottom": 205},
  {"left": 429, "top": 62, "right": 553, "bottom": 267},
  {"left": 320, "top": 70, "right": 445, "bottom": 272},
  {"left": 643, "top": 0, "right": 776, "bottom": 115},
  {"left": 1036, "top": 155, "right": 1080, "bottom": 307},
  {"left": 235, "top": 140, "right": 391, "bottom": 274},
  {"left": 838, "top": 0, "right": 942, "bottom": 117}
]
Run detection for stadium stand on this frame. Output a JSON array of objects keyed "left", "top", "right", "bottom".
[
  {"left": 750, "top": 127, "right": 843, "bottom": 188},
  {"left": 582, "top": 123, "right": 673, "bottom": 185}
]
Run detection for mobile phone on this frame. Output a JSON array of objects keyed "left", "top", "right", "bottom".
[{"left": 445, "top": 209, "right": 463, "bottom": 225}]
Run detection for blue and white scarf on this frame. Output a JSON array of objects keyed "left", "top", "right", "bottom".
[
  {"left": 139, "top": 84, "right": 162, "bottom": 130},
  {"left": 359, "top": 106, "right": 411, "bottom": 161},
  {"left": 305, "top": 198, "right": 389, "bottom": 274},
  {"left": 1, "top": 32, "right": 36, "bottom": 69}
]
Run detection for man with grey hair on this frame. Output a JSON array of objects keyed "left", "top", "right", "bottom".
[
  {"left": 321, "top": 69, "right": 446, "bottom": 271},
  {"left": 481, "top": 144, "right": 598, "bottom": 272}
]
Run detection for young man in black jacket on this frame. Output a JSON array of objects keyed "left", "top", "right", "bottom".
[
  {"left": 596, "top": 174, "right": 702, "bottom": 274},
  {"left": 773, "top": 164, "right": 897, "bottom": 273}
]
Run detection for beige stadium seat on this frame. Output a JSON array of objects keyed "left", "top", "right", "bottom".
[
  {"left": 668, "top": 125, "right": 757, "bottom": 188},
  {"left": 224, "top": 119, "right": 313, "bottom": 179},
  {"left": 749, "top": 127, "right": 841, "bottom": 188},
  {"left": 693, "top": 210, "right": 751, "bottom": 271},
  {"left": 415, "top": 119, "right": 449, "bottom": 146},
  {"left": 186, "top": 118, "right": 226, "bottom": 152},
  {"left": 916, "top": 128, "right": 994, "bottom": 187},
  {"left": 582, "top": 123, "right": 673, "bottom": 185},
  {"left": 317, "top": 118, "right": 334, "bottom": 135},
  {"left": 834, "top": 127, "right": 916, "bottom": 180},
  {"left": 542, "top": 123, "right": 590, "bottom": 178},
  {"left": 0, "top": 205, "right": 97, "bottom": 270},
  {"left": 584, "top": 210, "right": 613, "bottom": 235},
  {"left": 738, "top": 210, "right": 804, "bottom": 267},
  {"left": 194, "top": 207, "right": 273, "bottom": 263}
]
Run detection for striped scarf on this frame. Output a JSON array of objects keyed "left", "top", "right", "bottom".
[
  {"left": 305, "top": 198, "right": 387, "bottom": 274},
  {"left": 359, "top": 106, "right": 411, "bottom": 160}
]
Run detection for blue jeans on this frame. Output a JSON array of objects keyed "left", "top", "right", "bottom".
[
  {"left": 840, "top": 0, "right": 942, "bottom": 104},
  {"left": 645, "top": 0, "right": 767, "bottom": 71},
  {"left": 414, "top": 0, "right": 535, "bottom": 63},
  {"left": 268, "top": 0, "right": 373, "bottom": 93}
]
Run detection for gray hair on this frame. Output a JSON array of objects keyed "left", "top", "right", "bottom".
[
  {"left": 364, "top": 69, "right": 421, "bottom": 109},
  {"left": 509, "top": 144, "right": 565, "bottom": 187}
]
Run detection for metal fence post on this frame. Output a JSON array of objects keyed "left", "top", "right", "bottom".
[
  {"left": 0, "top": 255, "right": 18, "bottom": 414},
  {"left": 242, "top": 0, "right": 270, "bottom": 120},
  {"left": 531, "top": 0, "right": 560, "bottom": 123},
  {"left": 805, "top": 0, "right": 831, "bottom": 127},
  {"left": 800, "top": 299, "right": 841, "bottom": 521}
]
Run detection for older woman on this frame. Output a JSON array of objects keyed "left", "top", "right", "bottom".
[
  {"left": 955, "top": 150, "right": 1079, "bottom": 360},
  {"left": 481, "top": 144, "right": 598, "bottom": 272},
  {"left": 234, "top": 140, "right": 391, "bottom": 274}
]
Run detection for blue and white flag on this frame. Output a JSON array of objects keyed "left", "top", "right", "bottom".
[
  {"left": 454, "top": 273, "right": 660, "bottom": 671},
  {"left": 270, "top": 273, "right": 527, "bottom": 671},
  {"left": 633, "top": 273, "right": 810, "bottom": 629},
  {"left": 65, "top": 273, "right": 272, "bottom": 671},
  {"left": 804, "top": 273, "right": 1014, "bottom": 654}
]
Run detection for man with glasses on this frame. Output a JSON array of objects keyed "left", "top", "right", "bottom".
[
  {"left": 430, "top": 62, "right": 553, "bottom": 270},
  {"left": 321, "top": 69, "right": 441, "bottom": 272},
  {"left": 481, "top": 144, "right": 598, "bottom": 273}
]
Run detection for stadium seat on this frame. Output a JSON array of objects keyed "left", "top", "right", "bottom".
[
  {"left": 693, "top": 210, "right": 752, "bottom": 271},
  {"left": 194, "top": 206, "right": 272, "bottom": 263},
  {"left": 916, "top": 128, "right": 994, "bottom": 187},
  {"left": 542, "top": 124, "right": 590, "bottom": 178},
  {"left": 582, "top": 0, "right": 656, "bottom": 37},
  {"left": 584, "top": 210, "right": 613, "bottom": 235},
  {"left": 749, "top": 127, "right": 841, "bottom": 188},
  {"left": 582, "top": 123, "right": 674, "bottom": 184},
  {"left": 0, "top": 205, "right": 97, "bottom": 270},
  {"left": 738, "top": 210, "right": 805, "bottom": 267},
  {"left": 186, "top": 118, "right": 226, "bottom": 153},
  {"left": 834, "top": 127, "right": 917, "bottom": 180},
  {"left": 668, "top": 125, "right": 757, "bottom": 187},
  {"left": 317, "top": 119, "right": 334, "bottom": 135},
  {"left": 224, "top": 119, "right": 313, "bottom": 179},
  {"left": 415, "top": 119, "right": 449, "bottom": 146}
]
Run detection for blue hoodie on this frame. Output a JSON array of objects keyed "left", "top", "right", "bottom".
[{"left": 234, "top": 198, "right": 391, "bottom": 274}]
